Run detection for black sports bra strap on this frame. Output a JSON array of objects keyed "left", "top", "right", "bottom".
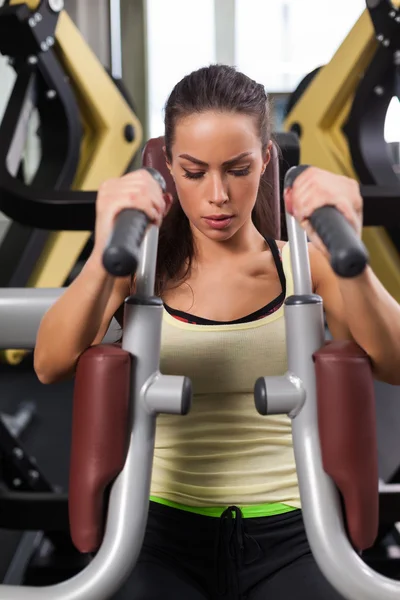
[
  {"left": 265, "top": 238, "right": 286, "bottom": 294},
  {"left": 163, "top": 238, "right": 287, "bottom": 326}
]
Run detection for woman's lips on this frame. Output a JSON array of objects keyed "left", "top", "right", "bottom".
[{"left": 203, "top": 215, "right": 234, "bottom": 230}]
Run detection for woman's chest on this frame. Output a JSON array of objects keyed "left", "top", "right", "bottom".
[
  {"left": 163, "top": 268, "right": 283, "bottom": 323},
  {"left": 160, "top": 315, "right": 288, "bottom": 395}
]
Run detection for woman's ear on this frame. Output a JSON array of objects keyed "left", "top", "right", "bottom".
[
  {"left": 162, "top": 145, "right": 173, "bottom": 177},
  {"left": 164, "top": 192, "right": 174, "bottom": 216},
  {"left": 261, "top": 141, "right": 272, "bottom": 176}
]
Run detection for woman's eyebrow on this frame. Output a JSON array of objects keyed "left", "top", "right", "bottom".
[{"left": 178, "top": 151, "right": 252, "bottom": 167}]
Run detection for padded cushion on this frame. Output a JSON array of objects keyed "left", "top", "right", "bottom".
[
  {"left": 69, "top": 344, "right": 131, "bottom": 553},
  {"left": 142, "top": 137, "right": 176, "bottom": 198},
  {"left": 313, "top": 340, "right": 379, "bottom": 551},
  {"left": 142, "top": 136, "right": 281, "bottom": 239}
]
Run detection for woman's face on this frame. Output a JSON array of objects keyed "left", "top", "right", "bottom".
[{"left": 167, "top": 111, "right": 270, "bottom": 242}]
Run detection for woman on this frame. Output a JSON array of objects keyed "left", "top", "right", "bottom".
[{"left": 34, "top": 65, "right": 400, "bottom": 600}]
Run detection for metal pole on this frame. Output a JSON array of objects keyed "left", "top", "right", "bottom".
[{"left": 109, "top": 0, "right": 123, "bottom": 78}]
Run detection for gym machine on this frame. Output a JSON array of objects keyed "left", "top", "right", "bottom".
[
  {"left": 285, "top": 0, "right": 400, "bottom": 576},
  {"left": 285, "top": 0, "right": 400, "bottom": 300},
  {"left": 0, "top": 154, "right": 398, "bottom": 598},
  {"left": 0, "top": 0, "right": 142, "bottom": 365}
]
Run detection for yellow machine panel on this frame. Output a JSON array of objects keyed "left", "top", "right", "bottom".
[
  {"left": 2, "top": 3, "right": 143, "bottom": 363},
  {"left": 284, "top": 9, "right": 400, "bottom": 303}
]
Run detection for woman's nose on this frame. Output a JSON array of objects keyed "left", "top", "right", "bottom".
[{"left": 208, "top": 173, "right": 229, "bottom": 206}]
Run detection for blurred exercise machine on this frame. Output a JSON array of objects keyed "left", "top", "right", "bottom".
[
  {"left": 0, "top": 0, "right": 143, "bottom": 365},
  {"left": 0, "top": 288, "right": 93, "bottom": 588},
  {"left": 285, "top": 0, "right": 400, "bottom": 300}
]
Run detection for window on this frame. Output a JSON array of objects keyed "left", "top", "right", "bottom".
[
  {"left": 146, "top": 0, "right": 216, "bottom": 138},
  {"left": 235, "top": 0, "right": 366, "bottom": 93},
  {"left": 235, "top": 0, "right": 399, "bottom": 145}
]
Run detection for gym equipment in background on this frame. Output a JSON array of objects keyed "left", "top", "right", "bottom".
[
  {"left": 285, "top": 0, "right": 400, "bottom": 302},
  {"left": 0, "top": 0, "right": 142, "bottom": 365},
  {"left": 0, "top": 396, "right": 90, "bottom": 587}
]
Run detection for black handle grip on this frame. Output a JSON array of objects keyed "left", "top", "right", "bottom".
[
  {"left": 284, "top": 164, "right": 310, "bottom": 189},
  {"left": 102, "top": 209, "right": 149, "bottom": 276},
  {"left": 284, "top": 165, "right": 369, "bottom": 278},
  {"left": 102, "top": 167, "right": 166, "bottom": 277}
]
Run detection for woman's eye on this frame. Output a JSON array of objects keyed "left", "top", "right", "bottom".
[
  {"left": 229, "top": 167, "right": 250, "bottom": 177},
  {"left": 183, "top": 170, "right": 205, "bottom": 180},
  {"left": 182, "top": 167, "right": 251, "bottom": 179}
]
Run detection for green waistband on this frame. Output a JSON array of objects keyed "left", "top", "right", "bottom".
[{"left": 150, "top": 496, "right": 298, "bottom": 518}]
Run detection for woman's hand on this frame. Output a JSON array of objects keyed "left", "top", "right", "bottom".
[
  {"left": 284, "top": 167, "right": 363, "bottom": 258},
  {"left": 92, "top": 169, "right": 172, "bottom": 264}
]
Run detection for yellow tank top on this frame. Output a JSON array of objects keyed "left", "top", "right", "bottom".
[{"left": 150, "top": 242, "right": 301, "bottom": 516}]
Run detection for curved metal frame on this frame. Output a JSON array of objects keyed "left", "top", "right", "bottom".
[
  {"left": 0, "top": 1, "right": 143, "bottom": 230},
  {"left": 344, "top": 28, "right": 400, "bottom": 185},
  {"left": 0, "top": 39, "right": 83, "bottom": 292},
  {"left": 284, "top": 2, "right": 400, "bottom": 216},
  {"left": 278, "top": 214, "right": 400, "bottom": 600}
]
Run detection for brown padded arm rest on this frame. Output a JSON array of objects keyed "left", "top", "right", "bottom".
[
  {"left": 69, "top": 344, "right": 131, "bottom": 553},
  {"left": 313, "top": 340, "right": 379, "bottom": 551}
]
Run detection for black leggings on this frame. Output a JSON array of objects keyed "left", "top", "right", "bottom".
[{"left": 113, "top": 501, "right": 345, "bottom": 600}]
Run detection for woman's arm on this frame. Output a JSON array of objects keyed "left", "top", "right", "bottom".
[
  {"left": 34, "top": 254, "right": 130, "bottom": 385},
  {"left": 286, "top": 166, "right": 400, "bottom": 386},
  {"left": 310, "top": 246, "right": 400, "bottom": 385}
]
